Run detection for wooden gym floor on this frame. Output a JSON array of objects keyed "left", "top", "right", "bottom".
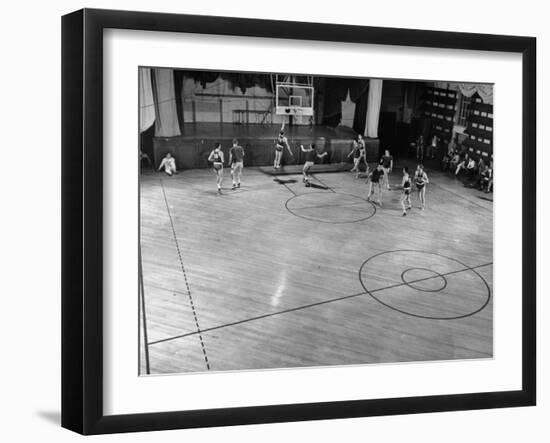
[{"left": 139, "top": 161, "right": 493, "bottom": 375}]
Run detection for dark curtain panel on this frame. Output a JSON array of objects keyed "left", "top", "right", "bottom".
[
  {"left": 173, "top": 70, "right": 185, "bottom": 132},
  {"left": 350, "top": 79, "right": 369, "bottom": 135},
  {"left": 321, "top": 77, "right": 349, "bottom": 127}
]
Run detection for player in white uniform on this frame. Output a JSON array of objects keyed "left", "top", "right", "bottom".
[
  {"left": 414, "top": 164, "right": 429, "bottom": 210},
  {"left": 274, "top": 123, "right": 293, "bottom": 169},
  {"left": 208, "top": 143, "right": 225, "bottom": 194},
  {"left": 157, "top": 152, "right": 177, "bottom": 176}
]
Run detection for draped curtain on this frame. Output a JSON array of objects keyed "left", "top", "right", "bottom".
[
  {"left": 320, "top": 78, "right": 369, "bottom": 131},
  {"left": 139, "top": 68, "right": 155, "bottom": 133},
  {"left": 435, "top": 82, "right": 493, "bottom": 104},
  {"left": 152, "top": 68, "right": 181, "bottom": 137},
  {"left": 366, "top": 79, "right": 383, "bottom": 138}
]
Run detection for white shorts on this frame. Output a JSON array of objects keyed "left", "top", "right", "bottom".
[{"left": 231, "top": 161, "right": 243, "bottom": 171}]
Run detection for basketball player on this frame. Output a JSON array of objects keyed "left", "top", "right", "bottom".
[
  {"left": 400, "top": 167, "right": 412, "bottom": 216},
  {"left": 367, "top": 164, "right": 384, "bottom": 206},
  {"left": 347, "top": 134, "right": 367, "bottom": 175},
  {"left": 380, "top": 149, "right": 394, "bottom": 190},
  {"left": 300, "top": 144, "right": 328, "bottom": 186},
  {"left": 207, "top": 143, "right": 225, "bottom": 194},
  {"left": 157, "top": 152, "right": 177, "bottom": 176},
  {"left": 228, "top": 138, "right": 245, "bottom": 190},
  {"left": 274, "top": 122, "right": 293, "bottom": 169},
  {"left": 414, "top": 164, "right": 429, "bottom": 210}
]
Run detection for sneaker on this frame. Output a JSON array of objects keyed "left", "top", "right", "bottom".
[
  {"left": 237, "top": 183, "right": 241, "bottom": 188},
  {"left": 402, "top": 212, "right": 407, "bottom": 216},
  {"left": 217, "top": 188, "right": 222, "bottom": 194},
  {"left": 232, "top": 184, "right": 236, "bottom": 190}
]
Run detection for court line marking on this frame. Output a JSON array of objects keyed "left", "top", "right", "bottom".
[
  {"left": 289, "top": 199, "right": 369, "bottom": 212},
  {"left": 273, "top": 174, "right": 298, "bottom": 196},
  {"left": 160, "top": 178, "right": 211, "bottom": 370},
  {"left": 429, "top": 180, "right": 492, "bottom": 212},
  {"left": 138, "top": 244, "right": 150, "bottom": 375},
  {"left": 285, "top": 191, "right": 377, "bottom": 224},
  {"left": 148, "top": 262, "right": 492, "bottom": 346},
  {"left": 359, "top": 250, "right": 492, "bottom": 320},
  {"left": 311, "top": 174, "right": 336, "bottom": 192}
]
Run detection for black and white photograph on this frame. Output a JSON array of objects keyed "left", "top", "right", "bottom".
[{"left": 138, "top": 67, "right": 494, "bottom": 375}]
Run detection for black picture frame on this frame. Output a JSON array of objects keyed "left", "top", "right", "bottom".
[{"left": 61, "top": 8, "right": 536, "bottom": 435}]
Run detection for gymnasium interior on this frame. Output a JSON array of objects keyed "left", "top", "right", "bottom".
[{"left": 138, "top": 67, "right": 494, "bottom": 375}]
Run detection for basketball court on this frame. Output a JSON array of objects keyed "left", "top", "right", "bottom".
[
  {"left": 139, "top": 163, "right": 493, "bottom": 374},
  {"left": 139, "top": 70, "right": 493, "bottom": 375}
]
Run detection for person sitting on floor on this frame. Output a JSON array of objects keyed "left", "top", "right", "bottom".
[{"left": 158, "top": 152, "right": 177, "bottom": 176}]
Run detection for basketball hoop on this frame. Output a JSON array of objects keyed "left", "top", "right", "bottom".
[{"left": 275, "top": 76, "right": 314, "bottom": 118}]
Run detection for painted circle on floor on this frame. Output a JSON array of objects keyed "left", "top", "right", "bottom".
[
  {"left": 358, "top": 250, "right": 491, "bottom": 320},
  {"left": 285, "top": 192, "right": 376, "bottom": 224},
  {"left": 400, "top": 267, "right": 448, "bottom": 292}
]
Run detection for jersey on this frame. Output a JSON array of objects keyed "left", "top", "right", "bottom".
[
  {"left": 304, "top": 149, "right": 316, "bottom": 163},
  {"left": 160, "top": 157, "right": 175, "bottom": 170},
  {"left": 211, "top": 150, "right": 223, "bottom": 163},
  {"left": 371, "top": 169, "right": 382, "bottom": 183},
  {"left": 415, "top": 171, "right": 427, "bottom": 187},
  {"left": 381, "top": 155, "right": 393, "bottom": 168},
  {"left": 230, "top": 145, "right": 244, "bottom": 162}
]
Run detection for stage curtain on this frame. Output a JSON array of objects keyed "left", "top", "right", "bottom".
[
  {"left": 139, "top": 68, "right": 155, "bottom": 133},
  {"left": 366, "top": 79, "right": 383, "bottom": 138},
  {"left": 321, "top": 77, "right": 349, "bottom": 127},
  {"left": 173, "top": 70, "right": 185, "bottom": 132},
  {"left": 350, "top": 79, "right": 369, "bottom": 135},
  {"left": 435, "top": 82, "right": 493, "bottom": 104},
  {"left": 152, "top": 68, "right": 181, "bottom": 137}
]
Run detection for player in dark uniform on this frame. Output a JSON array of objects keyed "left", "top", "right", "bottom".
[
  {"left": 228, "top": 138, "right": 245, "bottom": 190},
  {"left": 414, "top": 164, "right": 429, "bottom": 210},
  {"left": 207, "top": 143, "right": 225, "bottom": 194},
  {"left": 274, "top": 122, "right": 293, "bottom": 170},
  {"left": 380, "top": 149, "right": 394, "bottom": 190},
  {"left": 400, "top": 167, "right": 412, "bottom": 216},
  {"left": 347, "top": 134, "right": 367, "bottom": 176},
  {"left": 367, "top": 164, "right": 384, "bottom": 206},
  {"left": 300, "top": 144, "right": 328, "bottom": 186}
]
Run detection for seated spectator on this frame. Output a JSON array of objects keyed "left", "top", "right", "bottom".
[
  {"left": 465, "top": 156, "right": 477, "bottom": 179},
  {"left": 455, "top": 153, "right": 475, "bottom": 177},
  {"left": 449, "top": 151, "right": 461, "bottom": 174},
  {"left": 477, "top": 163, "right": 489, "bottom": 189},
  {"left": 475, "top": 157, "right": 486, "bottom": 181},
  {"left": 481, "top": 161, "right": 493, "bottom": 193},
  {"left": 158, "top": 152, "right": 177, "bottom": 176}
]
